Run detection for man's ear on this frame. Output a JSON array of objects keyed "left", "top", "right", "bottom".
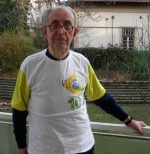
[
  {"left": 41, "top": 26, "right": 47, "bottom": 38},
  {"left": 73, "top": 28, "right": 79, "bottom": 37}
]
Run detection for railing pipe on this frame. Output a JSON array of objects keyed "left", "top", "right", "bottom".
[
  {"left": 91, "top": 122, "right": 150, "bottom": 134},
  {"left": 1, "top": 112, "right": 150, "bottom": 134}
]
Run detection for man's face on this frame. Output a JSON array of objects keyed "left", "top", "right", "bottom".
[{"left": 42, "top": 8, "right": 78, "bottom": 57}]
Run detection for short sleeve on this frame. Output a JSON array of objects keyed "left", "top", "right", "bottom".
[
  {"left": 85, "top": 65, "right": 106, "bottom": 101},
  {"left": 11, "top": 70, "right": 30, "bottom": 111}
]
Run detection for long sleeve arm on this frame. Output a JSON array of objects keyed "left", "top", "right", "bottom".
[
  {"left": 93, "top": 92, "right": 128, "bottom": 121},
  {"left": 12, "top": 108, "right": 28, "bottom": 149}
]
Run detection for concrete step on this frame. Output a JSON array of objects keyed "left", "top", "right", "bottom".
[{"left": 0, "top": 78, "right": 150, "bottom": 103}]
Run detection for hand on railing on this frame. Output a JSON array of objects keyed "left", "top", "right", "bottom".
[{"left": 127, "top": 120, "right": 147, "bottom": 136}]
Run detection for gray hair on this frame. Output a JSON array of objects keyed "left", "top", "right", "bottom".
[{"left": 42, "top": 5, "right": 78, "bottom": 27}]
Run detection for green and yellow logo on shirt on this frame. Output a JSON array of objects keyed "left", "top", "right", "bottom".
[
  {"left": 68, "top": 97, "right": 82, "bottom": 110},
  {"left": 62, "top": 74, "right": 83, "bottom": 95}
]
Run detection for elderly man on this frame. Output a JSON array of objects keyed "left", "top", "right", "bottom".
[{"left": 11, "top": 5, "right": 146, "bottom": 154}]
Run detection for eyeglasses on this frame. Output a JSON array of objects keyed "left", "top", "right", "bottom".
[{"left": 47, "top": 22, "right": 74, "bottom": 33}]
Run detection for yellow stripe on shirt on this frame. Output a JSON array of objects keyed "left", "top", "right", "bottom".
[
  {"left": 11, "top": 70, "right": 30, "bottom": 111},
  {"left": 85, "top": 65, "right": 106, "bottom": 101}
]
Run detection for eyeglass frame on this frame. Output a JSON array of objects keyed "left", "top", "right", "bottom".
[{"left": 46, "top": 21, "right": 75, "bottom": 33}]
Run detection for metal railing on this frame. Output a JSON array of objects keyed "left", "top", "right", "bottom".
[
  {"left": 0, "top": 112, "right": 150, "bottom": 154},
  {"left": 0, "top": 111, "right": 150, "bottom": 134}
]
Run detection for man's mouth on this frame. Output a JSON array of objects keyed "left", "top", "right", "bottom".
[
  {"left": 56, "top": 39, "right": 66, "bottom": 41},
  {"left": 54, "top": 36, "right": 67, "bottom": 41}
]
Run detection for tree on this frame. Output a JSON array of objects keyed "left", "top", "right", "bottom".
[{"left": 0, "top": 0, "right": 30, "bottom": 33}]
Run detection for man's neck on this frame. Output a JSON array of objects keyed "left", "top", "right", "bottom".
[{"left": 46, "top": 49, "right": 69, "bottom": 60}]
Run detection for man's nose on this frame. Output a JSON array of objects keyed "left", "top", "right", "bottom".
[{"left": 57, "top": 26, "right": 66, "bottom": 34}]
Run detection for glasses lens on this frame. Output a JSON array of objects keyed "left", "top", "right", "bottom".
[
  {"left": 50, "top": 23, "right": 59, "bottom": 31},
  {"left": 63, "top": 23, "right": 72, "bottom": 32},
  {"left": 49, "top": 23, "right": 73, "bottom": 32}
]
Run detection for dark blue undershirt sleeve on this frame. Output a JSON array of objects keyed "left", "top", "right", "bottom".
[
  {"left": 12, "top": 108, "right": 28, "bottom": 149},
  {"left": 93, "top": 92, "right": 128, "bottom": 121}
]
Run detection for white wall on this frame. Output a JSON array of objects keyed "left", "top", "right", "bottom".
[{"left": 76, "top": 11, "right": 149, "bottom": 50}]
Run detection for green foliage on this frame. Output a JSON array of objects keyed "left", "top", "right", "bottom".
[
  {"left": 0, "top": 28, "right": 36, "bottom": 72},
  {"left": 127, "top": 50, "right": 150, "bottom": 80},
  {"left": 0, "top": 0, "right": 30, "bottom": 33},
  {"left": 72, "top": 47, "right": 150, "bottom": 81},
  {"left": 72, "top": 47, "right": 104, "bottom": 69},
  {"left": 32, "top": 27, "right": 48, "bottom": 50},
  {"left": 71, "top": 46, "right": 131, "bottom": 70}
]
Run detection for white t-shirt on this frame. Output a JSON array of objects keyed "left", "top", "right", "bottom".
[{"left": 11, "top": 49, "right": 106, "bottom": 154}]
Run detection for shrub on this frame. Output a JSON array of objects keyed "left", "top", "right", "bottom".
[
  {"left": 71, "top": 46, "right": 131, "bottom": 70},
  {"left": 0, "top": 28, "right": 36, "bottom": 72},
  {"left": 72, "top": 47, "right": 150, "bottom": 81},
  {"left": 127, "top": 50, "right": 150, "bottom": 80},
  {"left": 32, "top": 27, "right": 48, "bottom": 51}
]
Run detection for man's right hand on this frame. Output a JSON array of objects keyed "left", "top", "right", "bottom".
[{"left": 19, "top": 148, "right": 28, "bottom": 154}]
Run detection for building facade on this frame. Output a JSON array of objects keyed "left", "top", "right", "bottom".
[{"left": 65, "top": 0, "right": 150, "bottom": 50}]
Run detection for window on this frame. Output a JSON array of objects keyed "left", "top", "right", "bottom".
[{"left": 122, "top": 28, "right": 135, "bottom": 50}]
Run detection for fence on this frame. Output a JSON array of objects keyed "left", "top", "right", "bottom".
[{"left": 0, "top": 112, "right": 150, "bottom": 154}]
